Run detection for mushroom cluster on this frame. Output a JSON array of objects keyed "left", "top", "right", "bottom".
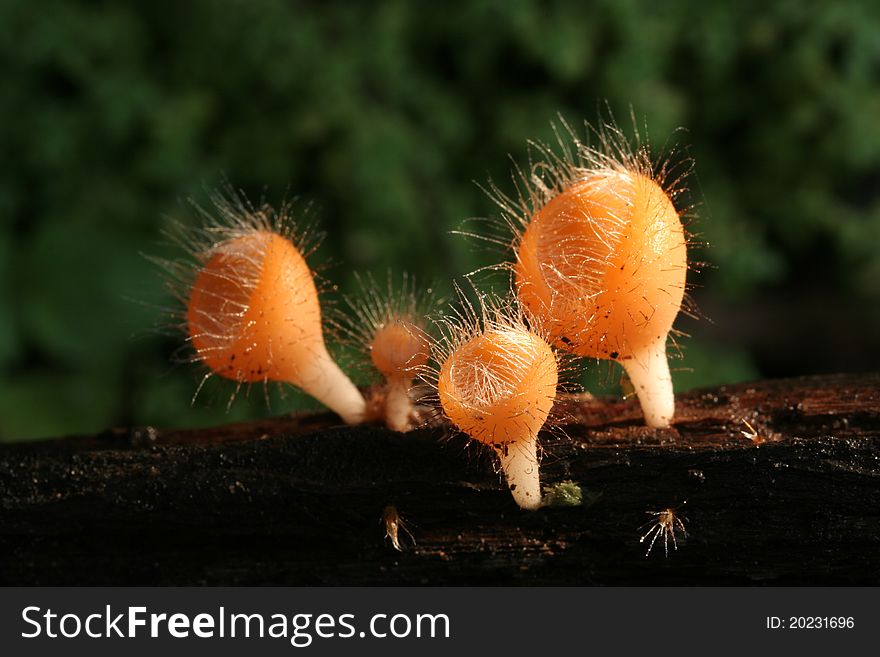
[{"left": 163, "top": 118, "right": 692, "bottom": 510}]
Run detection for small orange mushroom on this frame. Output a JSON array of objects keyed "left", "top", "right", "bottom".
[
  {"left": 178, "top": 193, "right": 365, "bottom": 423},
  {"left": 337, "top": 273, "right": 434, "bottom": 431},
  {"left": 370, "top": 319, "right": 430, "bottom": 430},
  {"left": 434, "top": 299, "right": 558, "bottom": 510}
]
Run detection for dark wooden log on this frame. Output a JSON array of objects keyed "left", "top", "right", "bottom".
[{"left": 1, "top": 373, "right": 878, "bottom": 585}]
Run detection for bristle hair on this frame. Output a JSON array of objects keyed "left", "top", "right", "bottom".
[{"left": 490, "top": 112, "right": 693, "bottom": 238}]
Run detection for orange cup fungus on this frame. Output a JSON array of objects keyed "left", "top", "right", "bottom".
[
  {"left": 181, "top": 196, "right": 365, "bottom": 424},
  {"left": 370, "top": 319, "right": 430, "bottom": 431},
  {"left": 338, "top": 273, "right": 434, "bottom": 431},
  {"left": 435, "top": 301, "right": 558, "bottom": 509},
  {"left": 507, "top": 122, "right": 689, "bottom": 427}
]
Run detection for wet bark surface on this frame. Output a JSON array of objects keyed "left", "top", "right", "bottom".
[{"left": 1, "top": 373, "right": 878, "bottom": 585}]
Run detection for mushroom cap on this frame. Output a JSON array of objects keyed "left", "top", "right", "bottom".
[
  {"left": 187, "top": 230, "right": 324, "bottom": 384},
  {"left": 370, "top": 319, "right": 430, "bottom": 378},
  {"left": 438, "top": 326, "right": 557, "bottom": 445},
  {"left": 515, "top": 169, "right": 687, "bottom": 361}
]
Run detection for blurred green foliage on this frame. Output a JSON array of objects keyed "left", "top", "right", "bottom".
[{"left": 1, "top": 0, "right": 878, "bottom": 440}]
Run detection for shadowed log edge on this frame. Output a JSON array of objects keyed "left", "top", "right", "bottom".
[{"left": 1, "top": 373, "right": 879, "bottom": 585}]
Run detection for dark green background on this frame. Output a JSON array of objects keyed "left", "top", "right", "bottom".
[{"left": 1, "top": 0, "right": 878, "bottom": 441}]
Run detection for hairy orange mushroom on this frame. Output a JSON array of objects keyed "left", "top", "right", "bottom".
[
  {"left": 169, "top": 192, "right": 365, "bottom": 423},
  {"left": 337, "top": 273, "right": 434, "bottom": 431},
  {"left": 433, "top": 298, "right": 558, "bottom": 510},
  {"left": 498, "top": 120, "right": 690, "bottom": 427}
]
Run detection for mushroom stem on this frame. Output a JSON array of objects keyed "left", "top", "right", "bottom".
[
  {"left": 495, "top": 434, "right": 542, "bottom": 510},
  {"left": 296, "top": 351, "right": 366, "bottom": 425},
  {"left": 385, "top": 377, "right": 414, "bottom": 432},
  {"left": 621, "top": 339, "right": 675, "bottom": 428}
]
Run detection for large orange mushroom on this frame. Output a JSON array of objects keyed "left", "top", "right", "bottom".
[{"left": 504, "top": 122, "right": 689, "bottom": 427}]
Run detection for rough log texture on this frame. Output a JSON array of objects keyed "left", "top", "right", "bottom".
[{"left": 1, "top": 373, "right": 879, "bottom": 585}]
